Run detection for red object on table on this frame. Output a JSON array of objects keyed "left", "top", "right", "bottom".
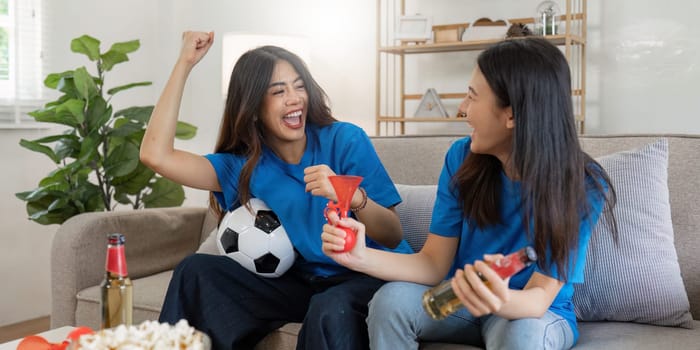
[{"left": 17, "top": 326, "right": 94, "bottom": 350}]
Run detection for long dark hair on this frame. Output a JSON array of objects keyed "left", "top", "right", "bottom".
[
  {"left": 453, "top": 38, "right": 617, "bottom": 281},
  {"left": 209, "top": 46, "right": 336, "bottom": 220}
]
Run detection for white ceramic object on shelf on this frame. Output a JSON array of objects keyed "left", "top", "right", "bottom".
[{"left": 461, "top": 18, "right": 509, "bottom": 41}]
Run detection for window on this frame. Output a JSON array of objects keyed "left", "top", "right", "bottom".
[{"left": 0, "top": 0, "right": 44, "bottom": 127}]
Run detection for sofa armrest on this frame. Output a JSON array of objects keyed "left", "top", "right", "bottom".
[{"left": 51, "top": 207, "right": 208, "bottom": 328}]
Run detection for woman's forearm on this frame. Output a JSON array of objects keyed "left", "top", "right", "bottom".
[
  {"left": 355, "top": 200, "right": 403, "bottom": 248},
  {"left": 140, "top": 60, "right": 193, "bottom": 170}
]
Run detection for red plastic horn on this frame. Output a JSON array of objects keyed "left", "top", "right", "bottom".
[{"left": 325, "top": 175, "right": 363, "bottom": 252}]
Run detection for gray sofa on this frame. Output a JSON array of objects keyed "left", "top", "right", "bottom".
[{"left": 51, "top": 134, "right": 700, "bottom": 349}]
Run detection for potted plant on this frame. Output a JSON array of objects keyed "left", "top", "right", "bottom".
[{"left": 16, "top": 35, "right": 197, "bottom": 225}]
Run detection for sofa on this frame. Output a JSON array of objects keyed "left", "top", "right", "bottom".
[{"left": 51, "top": 134, "right": 700, "bottom": 349}]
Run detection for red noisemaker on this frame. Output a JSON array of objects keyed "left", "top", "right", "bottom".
[{"left": 324, "top": 175, "right": 363, "bottom": 252}]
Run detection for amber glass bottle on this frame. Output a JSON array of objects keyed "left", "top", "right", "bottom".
[
  {"left": 101, "top": 233, "right": 133, "bottom": 329},
  {"left": 422, "top": 246, "right": 537, "bottom": 320}
]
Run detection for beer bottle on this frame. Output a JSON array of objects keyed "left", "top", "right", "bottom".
[
  {"left": 422, "top": 246, "right": 537, "bottom": 320},
  {"left": 101, "top": 233, "right": 133, "bottom": 328}
]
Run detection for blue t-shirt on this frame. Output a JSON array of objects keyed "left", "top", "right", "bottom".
[
  {"left": 206, "top": 121, "right": 413, "bottom": 277},
  {"left": 429, "top": 136, "right": 606, "bottom": 343}
]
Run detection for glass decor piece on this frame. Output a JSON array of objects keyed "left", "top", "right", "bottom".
[{"left": 535, "top": 0, "right": 561, "bottom": 36}]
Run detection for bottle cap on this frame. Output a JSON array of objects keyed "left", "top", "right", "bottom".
[
  {"left": 108, "top": 233, "right": 125, "bottom": 245},
  {"left": 524, "top": 246, "right": 538, "bottom": 263}
]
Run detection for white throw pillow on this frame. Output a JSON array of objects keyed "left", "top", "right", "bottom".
[{"left": 573, "top": 139, "right": 693, "bottom": 328}]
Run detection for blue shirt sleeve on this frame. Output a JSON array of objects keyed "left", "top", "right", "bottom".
[{"left": 204, "top": 153, "right": 245, "bottom": 211}]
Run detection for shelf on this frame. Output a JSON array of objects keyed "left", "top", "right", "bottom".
[
  {"left": 376, "top": 0, "right": 587, "bottom": 136},
  {"left": 379, "top": 34, "right": 585, "bottom": 55},
  {"left": 378, "top": 117, "right": 468, "bottom": 122},
  {"left": 378, "top": 115, "right": 583, "bottom": 123}
]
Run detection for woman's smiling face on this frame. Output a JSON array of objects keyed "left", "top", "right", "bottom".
[
  {"left": 259, "top": 59, "right": 309, "bottom": 150},
  {"left": 459, "top": 66, "right": 514, "bottom": 163}
]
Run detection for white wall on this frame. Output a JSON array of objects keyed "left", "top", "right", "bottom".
[{"left": 1, "top": 0, "right": 699, "bottom": 326}]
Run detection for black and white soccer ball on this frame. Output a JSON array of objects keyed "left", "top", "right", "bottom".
[{"left": 216, "top": 198, "right": 296, "bottom": 278}]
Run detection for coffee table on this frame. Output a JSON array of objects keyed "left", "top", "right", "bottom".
[{"left": 0, "top": 326, "right": 75, "bottom": 350}]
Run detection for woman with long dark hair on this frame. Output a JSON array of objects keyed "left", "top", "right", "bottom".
[
  {"left": 141, "top": 31, "right": 412, "bottom": 350},
  {"left": 322, "top": 37, "right": 617, "bottom": 349}
]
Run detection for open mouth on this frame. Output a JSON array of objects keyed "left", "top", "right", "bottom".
[{"left": 283, "top": 110, "right": 303, "bottom": 129}]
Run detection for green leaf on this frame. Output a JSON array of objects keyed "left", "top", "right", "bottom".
[
  {"left": 29, "top": 134, "right": 70, "bottom": 144},
  {"left": 126, "top": 129, "right": 146, "bottom": 146},
  {"left": 75, "top": 181, "right": 104, "bottom": 212},
  {"left": 57, "top": 77, "right": 80, "bottom": 99},
  {"left": 109, "top": 40, "right": 140, "bottom": 54},
  {"left": 53, "top": 134, "right": 81, "bottom": 160},
  {"left": 28, "top": 106, "right": 80, "bottom": 128},
  {"left": 44, "top": 70, "right": 73, "bottom": 89},
  {"left": 27, "top": 207, "right": 70, "bottom": 225},
  {"left": 142, "top": 177, "right": 185, "bottom": 208},
  {"left": 15, "top": 190, "right": 34, "bottom": 201},
  {"left": 71, "top": 35, "right": 101, "bottom": 61},
  {"left": 85, "top": 96, "right": 111, "bottom": 134},
  {"left": 175, "top": 121, "right": 198, "bottom": 140},
  {"left": 100, "top": 50, "right": 128, "bottom": 72},
  {"left": 44, "top": 162, "right": 85, "bottom": 186},
  {"left": 45, "top": 95, "right": 72, "bottom": 109},
  {"left": 25, "top": 192, "right": 77, "bottom": 225},
  {"left": 47, "top": 197, "right": 70, "bottom": 212},
  {"left": 73, "top": 67, "right": 98, "bottom": 101},
  {"left": 113, "top": 190, "right": 133, "bottom": 205},
  {"left": 104, "top": 142, "right": 140, "bottom": 177},
  {"left": 114, "top": 106, "right": 153, "bottom": 123},
  {"left": 107, "top": 81, "right": 152, "bottom": 96},
  {"left": 77, "top": 133, "right": 100, "bottom": 166},
  {"left": 56, "top": 98, "right": 86, "bottom": 124},
  {"left": 110, "top": 118, "right": 144, "bottom": 137},
  {"left": 112, "top": 163, "right": 155, "bottom": 195},
  {"left": 19, "top": 139, "right": 60, "bottom": 163},
  {"left": 23, "top": 188, "right": 67, "bottom": 202},
  {"left": 37, "top": 178, "right": 70, "bottom": 193}
]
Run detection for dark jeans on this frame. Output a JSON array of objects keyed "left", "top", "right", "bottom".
[{"left": 159, "top": 254, "right": 385, "bottom": 350}]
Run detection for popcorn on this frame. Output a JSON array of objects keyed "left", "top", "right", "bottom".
[{"left": 76, "top": 320, "right": 207, "bottom": 350}]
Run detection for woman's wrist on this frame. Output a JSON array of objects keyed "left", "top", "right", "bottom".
[{"left": 351, "top": 187, "right": 368, "bottom": 213}]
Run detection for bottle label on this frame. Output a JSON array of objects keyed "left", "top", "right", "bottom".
[
  {"left": 491, "top": 254, "right": 524, "bottom": 279},
  {"left": 106, "top": 245, "right": 128, "bottom": 276}
]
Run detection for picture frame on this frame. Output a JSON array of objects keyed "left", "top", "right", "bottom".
[{"left": 395, "top": 15, "right": 432, "bottom": 42}]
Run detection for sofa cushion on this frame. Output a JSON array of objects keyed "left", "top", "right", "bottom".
[
  {"left": 575, "top": 321, "right": 700, "bottom": 349},
  {"left": 395, "top": 184, "right": 437, "bottom": 252},
  {"left": 196, "top": 228, "right": 219, "bottom": 255},
  {"left": 573, "top": 139, "right": 694, "bottom": 328}
]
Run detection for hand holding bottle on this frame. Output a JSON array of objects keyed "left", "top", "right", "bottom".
[
  {"left": 451, "top": 257, "right": 513, "bottom": 317},
  {"left": 422, "top": 246, "right": 537, "bottom": 319}
]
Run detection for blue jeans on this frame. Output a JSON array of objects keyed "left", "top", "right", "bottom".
[{"left": 367, "top": 282, "right": 574, "bottom": 350}]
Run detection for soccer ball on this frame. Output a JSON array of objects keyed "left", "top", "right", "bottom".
[{"left": 216, "top": 198, "right": 296, "bottom": 278}]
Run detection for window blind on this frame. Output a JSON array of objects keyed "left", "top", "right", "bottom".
[{"left": 0, "top": 0, "right": 45, "bottom": 125}]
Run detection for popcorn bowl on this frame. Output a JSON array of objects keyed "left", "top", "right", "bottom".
[{"left": 68, "top": 320, "right": 211, "bottom": 350}]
